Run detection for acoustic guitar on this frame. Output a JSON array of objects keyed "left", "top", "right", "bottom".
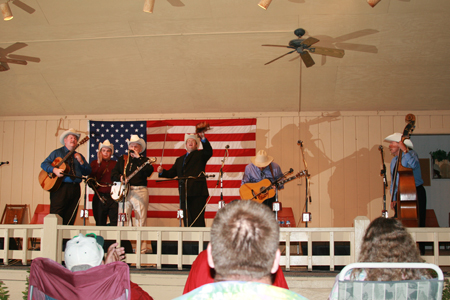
[
  {"left": 239, "top": 170, "right": 307, "bottom": 204},
  {"left": 110, "top": 157, "right": 156, "bottom": 201},
  {"left": 38, "top": 136, "right": 89, "bottom": 192}
]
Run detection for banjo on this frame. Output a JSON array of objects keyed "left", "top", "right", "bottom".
[{"left": 111, "top": 157, "right": 156, "bottom": 201}]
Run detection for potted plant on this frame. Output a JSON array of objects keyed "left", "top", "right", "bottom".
[{"left": 431, "top": 149, "right": 450, "bottom": 178}]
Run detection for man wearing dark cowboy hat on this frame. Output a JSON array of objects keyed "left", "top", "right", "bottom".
[
  {"left": 89, "top": 139, "right": 118, "bottom": 226},
  {"left": 41, "top": 128, "right": 92, "bottom": 225},
  {"left": 241, "top": 150, "right": 284, "bottom": 209}
]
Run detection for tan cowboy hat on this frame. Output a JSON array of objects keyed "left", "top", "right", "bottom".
[
  {"left": 99, "top": 139, "right": 114, "bottom": 153},
  {"left": 184, "top": 133, "right": 200, "bottom": 150},
  {"left": 59, "top": 128, "right": 80, "bottom": 145},
  {"left": 127, "top": 134, "right": 146, "bottom": 153},
  {"left": 384, "top": 132, "right": 414, "bottom": 149},
  {"left": 251, "top": 150, "right": 274, "bottom": 168}
]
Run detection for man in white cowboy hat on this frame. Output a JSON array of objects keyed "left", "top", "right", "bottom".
[
  {"left": 41, "top": 128, "right": 92, "bottom": 225},
  {"left": 384, "top": 133, "right": 426, "bottom": 229},
  {"left": 241, "top": 150, "right": 284, "bottom": 209},
  {"left": 157, "top": 123, "right": 213, "bottom": 227},
  {"left": 111, "top": 134, "right": 154, "bottom": 253},
  {"left": 89, "top": 139, "right": 118, "bottom": 226}
]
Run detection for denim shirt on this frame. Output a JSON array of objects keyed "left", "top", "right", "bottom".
[{"left": 41, "top": 146, "right": 92, "bottom": 183}]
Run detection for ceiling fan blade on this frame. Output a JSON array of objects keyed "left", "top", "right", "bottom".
[
  {"left": 264, "top": 50, "right": 296, "bottom": 65},
  {"left": 12, "top": 0, "right": 36, "bottom": 14},
  {"left": 8, "top": 54, "right": 41, "bottom": 63},
  {"left": 300, "top": 51, "right": 315, "bottom": 68},
  {"left": 0, "top": 42, "right": 28, "bottom": 56},
  {"left": 309, "top": 46, "right": 345, "bottom": 58},
  {"left": 0, "top": 62, "right": 9, "bottom": 71},
  {"left": 301, "top": 37, "right": 319, "bottom": 48},
  {"left": 262, "top": 44, "right": 290, "bottom": 48},
  {"left": 0, "top": 57, "right": 27, "bottom": 65}
]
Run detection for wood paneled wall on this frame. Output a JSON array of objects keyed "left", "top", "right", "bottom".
[{"left": 1, "top": 111, "right": 449, "bottom": 227}]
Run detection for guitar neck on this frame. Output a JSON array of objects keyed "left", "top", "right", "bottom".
[
  {"left": 56, "top": 144, "right": 81, "bottom": 168},
  {"left": 125, "top": 161, "right": 149, "bottom": 182}
]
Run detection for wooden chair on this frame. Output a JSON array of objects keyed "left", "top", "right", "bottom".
[
  {"left": 0, "top": 204, "right": 27, "bottom": 252},
  {"left": 1, "top": 204, "right": 27, "bottom": 224}
]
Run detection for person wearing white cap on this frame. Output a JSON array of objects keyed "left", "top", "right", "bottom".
[
  {"left": 241, "top": 150, "right": 284, "bottom": 209},
  {"left": 89, "top": 140, "right": 118, "bottom": 226},
  {"left": 41, "top": 128, "right": 92, "bottom": 225},
  {"left": 157, "top": 122, "right": 213, "bottom": 227},
  {"left": 111, "top": 135, "right": 154, "bottom": 253},
  {"left": 384, "top": 133, "right": 426, "bottom": 229}
]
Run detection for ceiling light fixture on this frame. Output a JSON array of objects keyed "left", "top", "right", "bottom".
[
  {"left": 1, "top": 2, "right": 13, "bottom": 21},
  {"left": 367, "top": 0, "right": 381, "bottom": 7},
  {"left": 143, "top": 0, "right": 155, "bottom": 13},
  {"left": 258, "top": 0, "right": 272, "bottom": 10}
]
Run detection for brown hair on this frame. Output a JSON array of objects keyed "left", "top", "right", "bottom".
[
  {"left": 355, "top": 217, "right": 428, "bottom": 281},
  {"left": 210, "top": 200, "right": 279, "bottom": 281}
]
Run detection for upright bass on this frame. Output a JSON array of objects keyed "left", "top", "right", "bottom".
[{"left": 391, "top": 114, "right": 419, "bottom": 227}]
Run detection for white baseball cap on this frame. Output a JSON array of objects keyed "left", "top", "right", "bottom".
[{"left": 64, "top": 233, "right": 104, "bottom": 272}]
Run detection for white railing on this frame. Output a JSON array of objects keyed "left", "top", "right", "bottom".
[{"left": 1, "top": 215, "right": 449, "bottom": 270}]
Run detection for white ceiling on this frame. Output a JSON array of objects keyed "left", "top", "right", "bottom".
[{"left": 1, "top": 0, "right": 450, "bottom": 117}]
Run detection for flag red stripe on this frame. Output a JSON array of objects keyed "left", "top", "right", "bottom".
[
  {"left": 146, "top": 119, "right": 256, "bottom": 127},
  {"left": 148, "top": 195, "right": 240, "bottom": 203},
  {"left": 147, "top": 133, "right": 255, "bottom": 142},
  {"left": 146, "top": 148, "right": 255, "bottom": 157}
]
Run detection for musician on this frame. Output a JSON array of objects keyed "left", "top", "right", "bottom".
[
  {"left": 241, "top": 150, "right": 284, "bottom": 209},
  {"left": 41, "top": 128, "right": 92, "bottom": 225},
  {"left": 89, "top": 140, "right": 118, "bottom": 226},
  {"left": 384, "top": 133, "right": 427, "bottom": 228},
  {"left": 157, "top": 125, "right": 213, "bottom": 227},
  {"left": 111, "top": 135, "right": 154, "bottom": 253}
]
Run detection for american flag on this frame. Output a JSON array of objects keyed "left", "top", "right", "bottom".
[{"left": 88, "top": 119, "right": 256, "bottom": 218}]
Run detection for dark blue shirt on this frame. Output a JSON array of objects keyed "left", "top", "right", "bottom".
[{"left": 41, "top": 146, "right": 91, "bottom": 183}]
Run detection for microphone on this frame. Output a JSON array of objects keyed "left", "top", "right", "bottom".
[
  {"left": 289, "top": 168, "right": 293, "bottom": 173},
  {"left": 297, "top": 140, "right": 303, "bottom": 147},
  {"left": 0, "top": 161, "right": 9, "bottom": 166},
  {"left": 225, "top": 145, "right": 230, "bottom": 149},
  {"left": 378, "top": 145, "right": 383, "bottom": 151}
]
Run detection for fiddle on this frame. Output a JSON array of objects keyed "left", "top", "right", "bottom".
[{"left": 196, "top": 122, "right": 211, "bottom": 135}]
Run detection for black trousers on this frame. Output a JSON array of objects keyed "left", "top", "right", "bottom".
[
  {"left": 263, "top": 196, "right": 277, "bottom": 212},
  {"left": 182, "top": 195, "right": 206, "bottom": 227},
  {"left": 92, "top": 192, "right": 118, "bottom": 226},
  {"left": 417, "top": 185, "right": 427, "bottom": 228},
  {"left": 50, "top": 182, "right": 80, "bottom": 225}
]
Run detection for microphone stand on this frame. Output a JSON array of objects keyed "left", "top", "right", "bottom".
[
  {"left": 217, "top": 147, "right": 229, "bottom": 209},
  {"left": 156, "top": 174, "right": 215, "bottom": 227},
  {"left": 62, "top": 173, "right": 89, "bottom": 225},
  {"left": 298, "top": 140, "right": 312, "bottom": 227},
  {"left": 379, "top": 145, "right": 389, "bottom": 218}
]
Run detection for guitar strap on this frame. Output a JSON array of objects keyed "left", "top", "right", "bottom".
[
  {"left": 123, "top": 155, "right": 129, "bottom": 178},
  {"left": 268, "top": 163, "right": 275, "bottom": 182}
]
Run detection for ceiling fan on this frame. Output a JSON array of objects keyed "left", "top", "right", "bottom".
[
  {"left": 0, "top": 42, "right": 40, "bottom": 72},
  {"left": 262, "top": 28, "right": 345, "bottom": 68}
]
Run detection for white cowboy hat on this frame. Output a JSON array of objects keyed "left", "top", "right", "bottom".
[
  {"left": 251, "top": 150, "right": 274, "bottom": 168},
  {"left": 99, "top": 139, "right": 114, "bottom": 153},
  {"left": 127, "top": 134, "right": 146, "bottom": 153},
  {"left": 59, "top": 128, "right": 80, "bottom": 145},
  {"left": 384, "top": 132, "right": 414, "bottom": 149},
  {"left": 184, "top": 133, "right": 200, "bottom": 150}
]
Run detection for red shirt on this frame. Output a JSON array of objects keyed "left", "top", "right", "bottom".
[{"left": 183, "top": 250, "right": 289, "bottom": 294}]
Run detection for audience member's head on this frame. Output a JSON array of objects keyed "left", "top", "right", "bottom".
[
  {"left": 64, "top": 233, "right": 105, "bottom": 272},
  {"left": 356, "top": 217, "right": 428, "bottom": 281},
  {"left": 207, "top": 200, "right": 280, "bottom": 283}
]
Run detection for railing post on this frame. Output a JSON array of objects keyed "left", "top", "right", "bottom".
[
  {"left": 42, "top": 214, "right": 62, "bottom": 261},
  {"left": 354, "top": 216, "right": 370, "bottom": 262}
]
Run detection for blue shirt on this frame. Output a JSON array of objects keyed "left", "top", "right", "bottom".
[
  {"left": 389, "top": 149, "right": 423, "bottom": 201},
  {"left": 241, "top": 162, "right": 284, "bottom": 189},
  {"left": 41, "top": 146, "right": 91, "bottom": 183}
]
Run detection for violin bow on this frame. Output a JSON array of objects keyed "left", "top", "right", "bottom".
[{"left": 160, "top": 125, "right": 168, "bottom": 166}]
